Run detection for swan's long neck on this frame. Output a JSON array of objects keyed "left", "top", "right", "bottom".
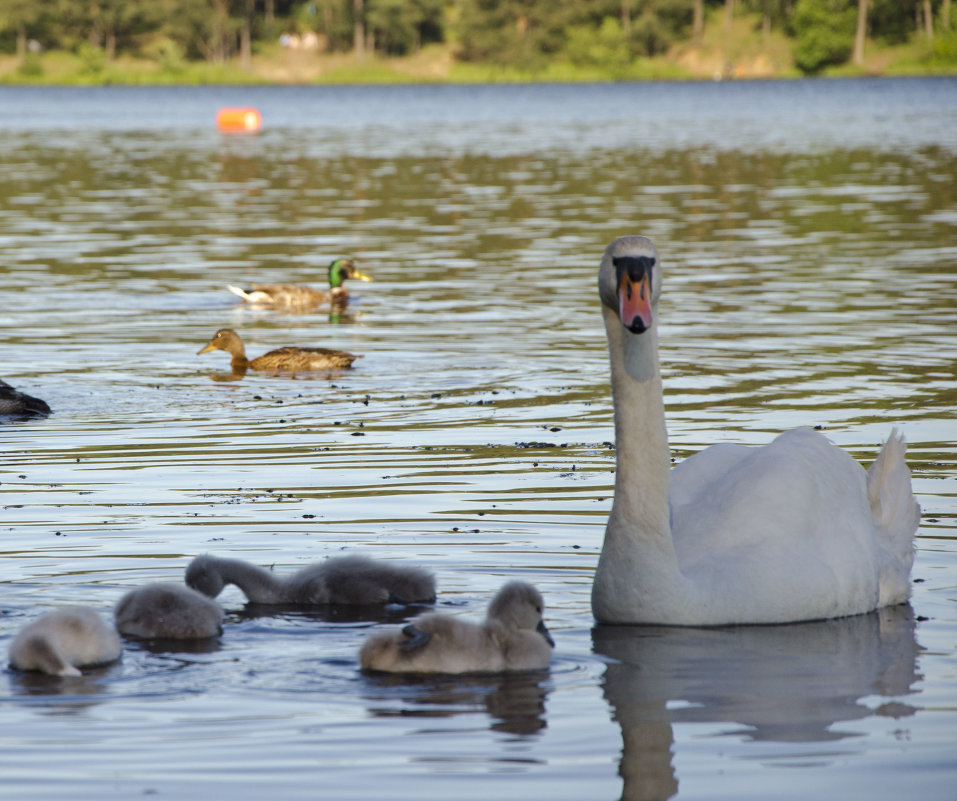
[
  {"left": 605, "top": 309, "right": 672, "bottom": 535},
  {"left": 217, "top": 558, "right": 286, "bottom": 603},
  {"left": 594, "top": 307, "right": 686, "bottom": 623}
]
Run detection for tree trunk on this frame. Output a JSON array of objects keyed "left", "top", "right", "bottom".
[
  {"left": 693, "top": 0, "right": 704, "bottom": 43},
  {"left": 354, "top": 0, "right": 365, "bottom": 59},
  {"left": 943, "top": 0, "right": 951, "bottom": 31},
  {"left": 240, "top": 0, "right": 253, "bottom": 70},
  {"left": 724, "top": 0, "right": 734, "bottom": 32},
  {"left": 852, "top": 0, "right": 868, "bottom": 65},
  {"left": 106, "top": 22, "right": 116, "bottom": 60},
  {"left": 923, "top": 0, "right": 934, "bottom": 39},
  {"left": 621, "top": 0, "right": 631, "bottom": 35},
  {"left": 17, "top": 22, "right": 26, "bottom": 59}
]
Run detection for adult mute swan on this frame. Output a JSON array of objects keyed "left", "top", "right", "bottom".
[
  {"left": 359, "top": 581, "right": 553, "bottom": 674},
  {"left": 8, "top": 607, "right": 121, "bottom": 676},
  {"left": 593, "top": 235, "right": 920, "bottom": 625},
  {"left": 185, "top": 553, "right": 436, "bottom": 606}
]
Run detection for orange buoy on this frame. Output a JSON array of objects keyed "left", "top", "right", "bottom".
[{"left": 216, "top": 107, "right": 263, "bottom": 134}]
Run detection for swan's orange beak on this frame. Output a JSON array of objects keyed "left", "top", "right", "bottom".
[{"left": 618, "top": 271, "right": 653, "bottom": 334}]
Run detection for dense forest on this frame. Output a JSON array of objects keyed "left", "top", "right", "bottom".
[{"left": 0, "top": 0, "right": 954, "bottom": 78}]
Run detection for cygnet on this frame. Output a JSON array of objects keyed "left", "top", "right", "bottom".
[
  {"left": 8, "top": 606, "right": 121, "bottom": 677},
  {"left": 359, "top": 581, "right": 554, "bottom": 674},
  {"left": 185, "top": 553, "right": 435, "bottom": 606},
  {"left": 114, "top": 582, "right": 223, "bottom": 639}
]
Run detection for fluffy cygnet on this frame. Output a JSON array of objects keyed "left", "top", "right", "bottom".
[
  {"left": 185, "top": 553, "right": 436, "bottom": 606},
  {"left": 114, "top": 582, "right": 223, "bottom": 639},
  {"left": 8, "top": 606, "right": 121, "bottom": 677},
  {"left": 359, "top": 581, "right": 554, "bottom": 674}
]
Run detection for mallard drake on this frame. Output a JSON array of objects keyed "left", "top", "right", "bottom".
[
  {"left": 197, "top": 328, "right": 360, "bottom": 372},
  {"left": 185, "top": 553, "right": 436, "bottom": 606},
  {"left": 0, "top": 379, "right": 51, "bottom": 417},
  {"left": 227, "top": 258, "right": 372, "bottom": 309},
  {"left": 8, "top": 607, "right": 121, "bottom": 676},
  {"left": 114, "top": 583, "right": 223, "bottom": 640},
  {"left": 359, "top": 581, "right": 554, "bottom": 674}
]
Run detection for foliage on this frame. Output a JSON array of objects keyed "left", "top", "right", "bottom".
[
  {"left": 0, "top": 0, "right": 952, "bottom": 79},
  {"left": 566, "top": 18, "right": 631, "bottom": 73},
  {"left": 791, "top": 0, "right": 856, "bottom": 73},
  {"left": 366, "top": 0, "right": 444, "bottom": 55},
  {"left": 928, "top": 30, "right": 957, "bottom": 65}
]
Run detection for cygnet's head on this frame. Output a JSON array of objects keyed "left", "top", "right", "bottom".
[
  {"left": 487, "top": 581, "right": 554, "bottom": 647},
  {"left": 184, "top": 554, "right": 225, "bottom": 598},
  {"left": 598, "top": 236, "right": 660, "bottom": 335}
]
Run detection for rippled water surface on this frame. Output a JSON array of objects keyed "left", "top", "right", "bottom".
[{"left": 1, "top": 79, "right": 955, "bottom": 800}]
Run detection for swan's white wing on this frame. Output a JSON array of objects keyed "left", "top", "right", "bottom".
[{"left": 668, "top": 429, "right": 878, "bottom": 595}]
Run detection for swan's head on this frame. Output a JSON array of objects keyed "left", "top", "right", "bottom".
[
  {"left": 598, "top": 236, "right": 660, "bottom": 335},
  {"left": 184, "top": 554, "right": 225, "bottom": 598},
  {"left": 487, "top": 581, "right": 555, "bottom": 647}
]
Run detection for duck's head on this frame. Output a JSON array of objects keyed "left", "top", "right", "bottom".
[
  {"left": 488, "top": 581, "right": 555, "bottom": 647},
  {"left": 598, "top": 236, "right": 660, "bottom": 335},
  {"left": 197, "top": 328, "right": 243, "bottom": 357},
  {"left": 328, "top": 258, "right": 372, "bottom": 289}
]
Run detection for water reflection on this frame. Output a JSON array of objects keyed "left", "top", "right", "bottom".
[
  {"left": 362, "top": 670, "right": 550, "bottom": 737},
  {"left": 8, "top": 661, "right": 119, "bottom": 709},
  {"left": 593, "top": 605, "right": 920, "bottom": 801},
  {"left": 235, "top": 601, "right": 430, "bottom": 625},
  {"left": 119, "top": 634, "right": 223, "bottom": 657}
]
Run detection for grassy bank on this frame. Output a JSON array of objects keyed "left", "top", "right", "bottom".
[{"left": 1, "top": 12, "right": 955, "bottom": 86}]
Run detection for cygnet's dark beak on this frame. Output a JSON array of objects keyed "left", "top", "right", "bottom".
[{"left": 537, "top": 619, "right": 555, "bottom": 648}]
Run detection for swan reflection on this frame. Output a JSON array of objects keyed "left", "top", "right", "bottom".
[{"left": 592, "top": 604, "right": 920, "bottom": 801}]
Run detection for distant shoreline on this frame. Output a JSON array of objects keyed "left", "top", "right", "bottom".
[{"left": 2, "top": 39, "right": 955, "bottom": 88}]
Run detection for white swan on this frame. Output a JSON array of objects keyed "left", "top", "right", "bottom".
[
  {"left": 184, "top": 553, "right": 436, "bottom": 606},
  {"left": 359, "top": 581, "right": 554, "bottom": 674},
  {"left": 8, "top": 607, "right": 121, "bottom": 676},
  {"left": 593, "top": 235, "right": 920, "bottom": 625},
  {"left": 114, "top": 583, "right": 224, "bottom": 639}
]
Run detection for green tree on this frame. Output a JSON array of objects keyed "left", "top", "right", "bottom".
[
  {"left": 454, "top": 0, "right": 580, "bottom": 68},
  {"left": 161, "top": 0, "right": 242, "bottom": 62},
  {"left": 0, "top": 0, "right": 54, "bottom": 57},
  {"left": 792, "top": 0, "right": 856, "bottom": 72},
  {"left": 366, "top": 0, "right": 443, "bottom": 55}
]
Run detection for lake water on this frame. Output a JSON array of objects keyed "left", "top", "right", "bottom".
[{"left": 0, "top": 78, "right": 955, "bottom": 800}]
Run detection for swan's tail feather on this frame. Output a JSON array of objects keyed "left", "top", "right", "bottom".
[{"left": 867, "top": 428, "right": 920, "bottom": 604}]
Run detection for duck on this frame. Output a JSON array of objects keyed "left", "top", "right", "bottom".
[
  {"left": 359, "top": 581, "right": 553, "bottom": 674},
  {"left": 592, "top": 235, "right": 921, "bottom": 626},
  {"left": 196, "top": 328, "right": 360, "bottom": 372},
  {"left": 114, "top": 583, "right": 224, "bottom": 639},
  {"left": 0, "top": 378, "right": 51, "bottom": 418},
  {"left": 185, "top": 553, "right": 436, "bottom": 606},
  {"left": 227, "top": 258, "right": 372, "bottom": 310},
  {"left": 8, "top": 606, "right": 121, "bottom": 676}
]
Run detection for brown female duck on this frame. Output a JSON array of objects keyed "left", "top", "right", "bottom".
[
  {"left": 227, "top": 258, "right": 372, "bottom": 310},
  {"left": 197, "top": 328, "right": 360, "bottom": 372}
]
